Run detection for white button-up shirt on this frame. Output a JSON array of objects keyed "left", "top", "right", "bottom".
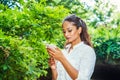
[{"left": 56, "top": 42, "right": 96, "bottom": 80}]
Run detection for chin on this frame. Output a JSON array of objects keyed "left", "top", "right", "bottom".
[{"left": 67, "top": 40, "right": 72, "bottom": 43}]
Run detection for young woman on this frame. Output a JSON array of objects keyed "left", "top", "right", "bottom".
[{"left": 47, "top": 14, "right": 96, "bottom": 80}]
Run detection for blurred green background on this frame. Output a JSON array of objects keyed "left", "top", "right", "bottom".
[{"left": 0, "top": 0, "right": 120, "bottom": 80}]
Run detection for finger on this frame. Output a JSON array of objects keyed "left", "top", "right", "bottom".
[
  {"left": 47, "top": 48, "right": 54, "bottom": 53},
  {"left": 47, "top": 49, "right": 55, "bottom": 56},
  {"left": 48, "top": 58, "right": 55, "bottom": 65},
  {"left": 51, "top": 58, "right": 54, "bottom": 61},
  {"left": 55, "top": 47, "right": 61, "bottom": 51},
  {"left": 47, "top": 47, "right": 56, "bottom": 52},
  {"left": 49, "top": 57, "right": 54, "bottom": 62},
  {"left": 48, "top": 52, "right": 53, "bottom": 57},
  {"left": 48, "top": 58, "right": 53, "bottom": 64}
]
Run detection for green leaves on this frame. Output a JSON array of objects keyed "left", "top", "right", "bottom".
[
  {"left": 91, "top": 26, "right": 120, "bottom": 64},
  {"left": 0, "top": 0, "right": 69, "bottom": 80},
  {"left": 0, "top": 0, "right": 120, "bottom": 79}
]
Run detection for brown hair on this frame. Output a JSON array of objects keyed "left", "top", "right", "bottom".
[{"left": 62, "top": 14, "right": 93, "bottom": 47}]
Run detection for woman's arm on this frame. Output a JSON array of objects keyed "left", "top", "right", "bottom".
[
  {"left": 51, "top": 69, "right": 58, "bottom": 80},
  {"left": 47, "top": 47, "right": 78, "bottom": 80},
  {"left": 59, "top": 56, "right": 78, "bottom": 80},
  {"left": 48, "top": 56, "right": 58, "bottom": 80}
]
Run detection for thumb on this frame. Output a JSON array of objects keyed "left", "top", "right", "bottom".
[{"left": 55, "top": 47, "right": 60, "bottom": 51}]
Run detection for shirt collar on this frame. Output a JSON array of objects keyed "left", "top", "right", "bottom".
[
  {"left": 65, "top": 41, "right": 84, "bottom": 50},
  {"left": 73, "top": 41, "right": 84, "bottom": 49}
]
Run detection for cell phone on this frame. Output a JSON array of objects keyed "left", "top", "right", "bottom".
[{"left": 46, "top": 44, "right": 56, "bottom": 51}]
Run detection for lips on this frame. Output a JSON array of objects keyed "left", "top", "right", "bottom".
[{"left": 66, "top": 37, "right": 71, "bottom": 40}]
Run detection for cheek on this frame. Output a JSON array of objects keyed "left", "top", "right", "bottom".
[
  {"left": 71, "top": 31, "right": 79, "bottom": 37},
  {"left": 73, "top": 32, "right": 80, "bottom": 40}
]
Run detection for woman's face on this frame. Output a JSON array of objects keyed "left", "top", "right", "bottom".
[{"left": 62, "top": 21, "right": 81, "bottom": 44}]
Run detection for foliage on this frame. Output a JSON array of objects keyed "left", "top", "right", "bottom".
[
  {"left": 0, "top": 0, "right": 22, "bottom": 9},
  {"left": 0, "top": 0, "right": 120, "bottom": 79},
  {"left": 0, "top": 29, "right": 49, "bottom": 80},
  {"left": 0, "top": 0, "right": 69, "bottom": 80},
  {"left": 90, "top": 26, "right": 120, "bottom": 64},
  {"left": 46, "top": 0, "right": 90, "bottom": 19}
]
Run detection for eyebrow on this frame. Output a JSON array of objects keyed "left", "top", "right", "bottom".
[{"left": 63, "top": 26, "right": 73, "bottom": 30}]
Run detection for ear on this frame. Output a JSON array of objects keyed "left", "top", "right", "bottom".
[{"left": 78, "top": 27, "right": 82, "bottom": 34}]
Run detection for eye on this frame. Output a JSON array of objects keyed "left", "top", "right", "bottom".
[
  {"left": 63, "top": 30, "right": 66, "bottom": 33},
  {"left": 68, "top": 29, "right": 72, "bottom": 32}
]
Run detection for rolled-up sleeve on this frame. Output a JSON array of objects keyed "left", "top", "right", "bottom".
[{"left": 76, "top": 48, "right": 96, "bottom": 80}]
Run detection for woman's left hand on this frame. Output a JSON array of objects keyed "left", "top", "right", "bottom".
[{"left": 47, "top": 47, "right": 64, "bottom": 61}]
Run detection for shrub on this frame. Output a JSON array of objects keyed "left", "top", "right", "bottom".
[{"left": 91, "top": 26, "right": 120, "bottom": 64}]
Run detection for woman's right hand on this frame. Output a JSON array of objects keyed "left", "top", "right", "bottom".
[
  {"left": 48, "top": 57, "right": 56, "bottom": 70},
  {"left": 48, "top": 57, "right": 58, "bottom": 80}
]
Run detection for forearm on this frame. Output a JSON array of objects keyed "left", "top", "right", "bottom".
[
  {"left": 51, "top": 69, "right": 58, "bottom": 80},
  {"left": 60, "top": 57, "right": 78, "bottom": 80}
]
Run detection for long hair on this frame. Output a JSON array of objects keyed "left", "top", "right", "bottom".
[{"left": 62, "top": 14, "right": 92, "bottom": 47}]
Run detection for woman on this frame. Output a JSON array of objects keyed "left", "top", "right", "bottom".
[{"left": 47, "top": 14, "right": 96, "bottom": 80}]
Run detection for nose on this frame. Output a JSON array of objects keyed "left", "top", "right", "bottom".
[{"left": 64, "top": 32, "right": 69, "bottom": 37}]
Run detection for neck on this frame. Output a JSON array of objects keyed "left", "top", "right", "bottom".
[{"left": 71, "top": 38, "right": 81, "bottom": 48}]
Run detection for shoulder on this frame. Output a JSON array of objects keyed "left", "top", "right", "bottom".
[
  {"left": 79, "top": 42, "right": 96, "bottom": 56},
  {"left": 81, "top": 42, "right": 94, "bottom": 51}
]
